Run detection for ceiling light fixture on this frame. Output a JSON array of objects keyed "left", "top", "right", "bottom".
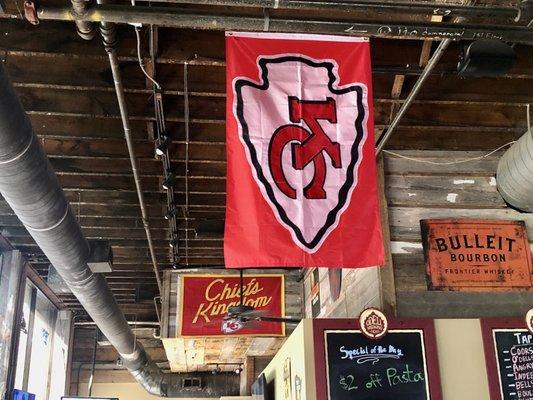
[
  {"left": 162, "top": 173, "right": 176, "bottom": 190},
  {"left": 155, "top": 133, "right": 171, "bottom": 156},
  {"left": 164, "top": 205, "right": 178, "bottom": 220},
  {"left": 169, "top": 236, "right": 178, "bottom": 248}
]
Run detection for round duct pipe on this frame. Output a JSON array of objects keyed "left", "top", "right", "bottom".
[
  {"left": 0, "top": 63, "right": 238, "bottom": 398},
  {"left": 497, "top": 130, "right": 533, "bottom": 212}
]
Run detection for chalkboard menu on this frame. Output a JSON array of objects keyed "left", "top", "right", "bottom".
[
  {"left": 324, "top": 330, "right": 430, "bottom": 400},
  {"left": 481, "top": 319, "right": 533, "bottom": 400},
  {"left": 483, "top": 326, "right": 533, "bottom": 400}
]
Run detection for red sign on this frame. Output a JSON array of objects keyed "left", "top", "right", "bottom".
[
  {"left": 178, "top": 274, "right": 285, "bottom": 337},
  {"left": 421, "top": 219, "right": 533, "bottom": 291},
  {"left": 225, "top": 32, "right": 384, "bottom": 269}
]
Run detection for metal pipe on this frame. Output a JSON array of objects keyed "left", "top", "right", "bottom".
[
  {"left": 258, "top": 316, "right": 301, "bottom": 324},
  {"left": 36, "top": 4, "right": 533, "bottom": 43},
  {"left": 75, "top": 321, "right": 161, "bottom": 326},
  {"left": 0, "top": 63, "right": 236, "bottom": 398},
  {"left": 98, "top": 16, "right": 163, "bottom": 296},
  {"left": 375, "top": 38, "right": 452, "bottom": 154},
  {"left": 87, "top": 328, "right": 98, "bottom": 397},
  {"left": 70, "top": 0, "right": 96, "bottom": 40},
  {"left": 497, "top": 125, "right": 533, "bottom": 212},
  {"left": 0, "top": 61, "right": 164, "bottom": 394},
  {"left": 76, "top": 362, "right": 85, "bottom": 396},
  {"left": 142, "top": 0, "right": 520, "bottom": 21}
]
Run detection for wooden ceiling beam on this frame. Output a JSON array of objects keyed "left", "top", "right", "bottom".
[
  {"left": 4, "top": 45, "right": 533, "bottom": 80},
  {"left": 0, "top": 174, "right": 225, "bottom": 194},
  {"left": 1, "top": 19, "right": 531, "bottom": 69},
  {"left": 24, "top": 249, "right": 225, "bottom": 261},
  {"left": 36, "top": 136, "right": 226, "bottom": 161},
  {"left": 13, "top": 238, "right": 223, "bottom": 250},
  {"left": 47, "top": 159, "right": 226, "bottom": 178},
  {"left": 0, "top": 214, "right": 222, "bottom": 231},
  {"left": 0, "top": 228, "right": 202, "bottom": 242},
  {"left": 27, "top": 107, "right": 523, "bottom": 141},
  {"left": 6, "top": 47, "right": 532, "bottom": 79},
  {"left": 23, "top": 108, "right": 526, "bottom": 148},
  {"left": 7, "top": 72, "right": 533, "bottom": 104},
  {"left": 55, "top": 253, "right": 225, "bottom": 264},
  {"left": 14, "top": 85, "right": 532, "bottom": 126},
  {"left": 1, "top": 225, "right": 170, "bottom": 238},
  {"left": 38, "top": 263, "right": 163, "bottom": 272}
]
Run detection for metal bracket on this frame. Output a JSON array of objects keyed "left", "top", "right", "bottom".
[{"left": 23, "top": 0, "right": 39, "bottom": 25}]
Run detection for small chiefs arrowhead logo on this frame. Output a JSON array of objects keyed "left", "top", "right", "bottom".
[
  {"left": 222, "top": 318, "right": 244, "bottom": 334},
  {"left": 233, "top": 55, "right": 369, "bottom": 253}
]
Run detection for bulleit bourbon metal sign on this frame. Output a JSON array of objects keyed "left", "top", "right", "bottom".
[{"left": 421, "top": 219, "right": 533, "bottom": 291}]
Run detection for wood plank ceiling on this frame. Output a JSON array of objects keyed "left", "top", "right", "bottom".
[{"left": 0, "top": 0, "right": 532, "bottom": 321}]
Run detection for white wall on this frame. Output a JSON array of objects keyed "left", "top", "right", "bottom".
[
  {"left": 435, "top": 319, "right": 491, "bottom": 400},
  {"left": 262, "top": 320, "right": 316, "bottom": 400}
]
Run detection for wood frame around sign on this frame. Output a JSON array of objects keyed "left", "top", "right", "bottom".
[
  {"left": 312, "top": 318, "right": 443, "bottom": 400},
  {"left": 421, "top": 219, "right": 533, "bottom": 291},
  {"left": 480, "top": 318, "right": 529, "bottom": 400}
]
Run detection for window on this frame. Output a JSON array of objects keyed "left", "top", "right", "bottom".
[{"left": 13, "top": 280, "right": 71, "bottom": 400}]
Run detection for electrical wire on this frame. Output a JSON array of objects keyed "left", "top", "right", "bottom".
[
  {"left": 134, "top": 26, "right": 161, "bottom": 90},
  {"left": 383, "top": 142, "right": 516, "bottom": 165},
  {"left": 386, "top": 103, "right": 530, "bottom": 166}
]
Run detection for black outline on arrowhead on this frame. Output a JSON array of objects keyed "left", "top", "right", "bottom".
[{"left": 234, "top": 55, "right": 366, "bottom": 251}]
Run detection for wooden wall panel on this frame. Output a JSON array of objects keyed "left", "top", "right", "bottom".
[
  {"left": 385, "top": 150, "right": 533, "bottom": 318},
  {"left": 302, "top": 267, "right": 382, "bottom": 319}
]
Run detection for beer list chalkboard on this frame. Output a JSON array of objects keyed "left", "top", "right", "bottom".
[
  {"left": 324, "top": 330, "right": 431, "bottom": 400},
  {"left": 492, "top": 329, "right": 533, "bottom": 400}
]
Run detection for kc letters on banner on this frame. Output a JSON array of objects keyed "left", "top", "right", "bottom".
[{"left": 225, "top": 32, "right": 384, "bottom": 268}]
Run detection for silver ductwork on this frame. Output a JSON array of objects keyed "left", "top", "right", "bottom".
[
  {"left": 0, "top": 64, "right": 237, "bottom": 397},
  {"left": 497, "top": 129, "right": 533, "bottom": 212}
]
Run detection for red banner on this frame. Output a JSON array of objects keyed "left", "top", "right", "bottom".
[
  {"left": 225, "top": 32, "right": 384, "bottom": 268},
  {"left": 178, "top": 274, "right": 285, "bottom": 337}
]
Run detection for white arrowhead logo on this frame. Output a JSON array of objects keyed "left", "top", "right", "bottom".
[{"left": 233, "top": 55, "right": 369, "bottom": 253}]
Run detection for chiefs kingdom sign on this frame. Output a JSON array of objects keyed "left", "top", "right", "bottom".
[{"left": 177, "top": 274, "right": 285, "bottom": 337}]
